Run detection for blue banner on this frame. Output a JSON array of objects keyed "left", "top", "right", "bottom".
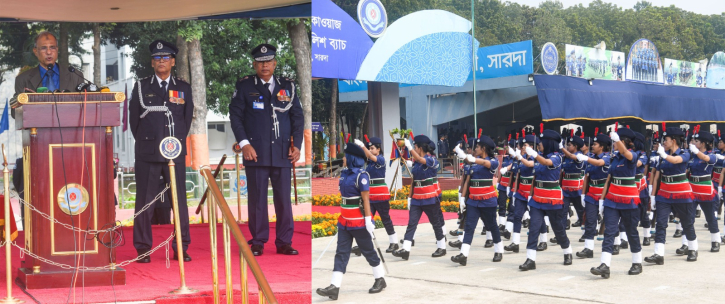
[
  {"left": 535, "top": 75, "right": 725, "bottom": 122},
  {"left": 468, "top": 40, "right": 533, "bottom": 81},
  {"left": 312, "top": 122, "right": 323, "bottom": 132}
]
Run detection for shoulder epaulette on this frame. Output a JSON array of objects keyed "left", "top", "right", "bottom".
[{"left": 174, "top": 76, "right": 189, "bottom": 84}]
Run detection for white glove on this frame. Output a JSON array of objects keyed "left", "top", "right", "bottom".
[
  {"left": 459, "top": 195, "right": 466, "bottom": 212},
  {"left": 354, "top": 139, "right": 365, "bottom": 148},
  {"left": 650, "top": 197, "right": 656, "bottom": 210},
  {"left": 559, "top": 141, "right": 564, "bottom": 150},
  {"left": 657, "top": 145, "right": 667, "bottom": 159},
  {"left": 466, "top": 154, "right": 476, "bottom": 163},
  {"left": 365, "top": 216, "right": 375, "bottom": 236},
  {"left": 454, "top": 144, "right": 466, "bottom": 159},
  {"left": 719, "top": 186, "right": 723, "bottom": 198},
  {"left": 689, "top": 144, "right": 699, "bottom": 155},
  {"left": 525, "top": 146, "right": 536, "bottom": 157},
  {"left": 651, "top": 156, "right": 659, "bottom": 163},
  {"left": 506, "top": 187, "right": 511, "bottom": 196},
  {"left": 717, "top": 154, "right": 725, "bottom": 160},
  {"left": 576, "top": 154, "right": 589, "bottom": 162},
  {"left": 598, "top": 199, "right": 604, "bottom": 215},
  {"left": 515, "top": 150, "right": 523, "bottom": 160},
  {"left": 508, "top": 147, "right": 516, "bottom": 157},
  {"left": 648, "top": 185, "right": 653, "bottom": 196},
  {"left": 404, "top": 139, "right": 413, "bottom": 151},
  {"left": 407, "top": 197, "right": 412, "bottom": 210},
  {"left": 609, "top": 131, "right": 620, "bottom": 143},
  {"left": 406, "top": 160, "right": 413, "bottom": 168},
  {"left": 500, "top": 167, "right": 508, "bottom": 175},
  {"left": 581, "top": 194, "right": 586, "bottom": 204}
]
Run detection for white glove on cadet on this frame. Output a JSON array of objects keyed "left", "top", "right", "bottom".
[
  {"left": 459, "top": 195, "right": 466, "bottom": 212},
  {"left": 657, "top": 145, "right": 668, "bottom": 159},
  {"left": 404, "top": 139, "right": 413, "bottom": 151},
  {"left": 365, "top": 216, "right": 375, "bottom": 236},
  {"left": 598, "top": 199, "right": 604, "bottom": 215},
  {"left": 354, "top": 139, "right": 365, "bottom": 148},
  {"left": 689, "top": 144, "right": 699, "bottom": 155},
  {"left": 576, "top": 154, "right": 589, "bottom": 162},
  {"left": 407, "top": 197, "right": 412, "bottom": 210},
  {"left": 500, "top": 167, "right": 508, "bottom": 175},
  {"left": 559, "top": 141, "right": 564, "bottom": 150},
  {"left": 525, "top": 146, "right": 536, "bottom": 157},
  {"left": 717, "top": 154, "right": 725, "bottom": 160},
  {"left": 650, "top": 197, "right": 656, "bottom": 210},
  {"left": 406, "top": 160, "right": 413, "bottom": 168},
  {"left": 454, "top": 144, "right": 467, "bottom": 159},
  {"left": 515, "top": 150, "right": 523, "bottom": 160},
  {"left": 719, "top": 187, "right": 723, "bottom": 199},
  {"left": 466, "top": 154, "right": 476, "bottom": 163},
  {"left": 609, "top": 131, "right": 620, "bottom": 143},
  {"left": 508, "top": 147, "right": 516, "bottom": 157}
]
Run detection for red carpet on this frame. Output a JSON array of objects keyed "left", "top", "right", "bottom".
[
  {"left": 1, "top": 222, "right": 311, "bottom": 303},
  {"left": 313, "top": 206, "right": 458, "bottom": 224}
]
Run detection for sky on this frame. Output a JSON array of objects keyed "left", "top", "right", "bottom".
[{"left": 505, "top": 0, "right": 725, "bottom": 16}]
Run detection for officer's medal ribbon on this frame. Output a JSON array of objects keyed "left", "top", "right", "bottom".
[
  {"left": 276, "top": 89, "right": 291, "bottom": 102},
  {"left": 168, "top": 90, "right": 185, "bottom": 104}
]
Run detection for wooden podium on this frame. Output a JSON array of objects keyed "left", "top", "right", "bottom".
[{"left": 12, "top": 92, "right": 126, "bottom": 289}]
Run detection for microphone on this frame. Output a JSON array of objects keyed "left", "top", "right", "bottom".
[
  {"left": 34, "top": 63, "right": 55, "bottom": 92},
  {"left": 68, "top": 66, "right": 98, "bottom": 92}
]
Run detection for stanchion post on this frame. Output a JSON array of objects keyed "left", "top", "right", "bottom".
[
  {"left": 223, "top": 216, "right": 233, "bottom": 303},
  {"left": 208, "top": 193, "right": 220, "bottom": 303},
  {"left": 235, "top": 153, "right": 242, "bottom": 223},
  {"left": 168, "top": 159, "right": 198, "bottom": 294},
  {"left": 240, "top": 253, "right": 248, "bottom": 304},
  {"left": 2, "top": 144, "right": 23, "bottom": 304}
]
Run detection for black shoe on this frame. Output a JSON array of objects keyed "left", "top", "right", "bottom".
[
  {"left": 251, "top": 244, "right": 264, "bottom": 256},
  {"left": 493, "top": 253, "right": 503, "bottom": 262},
  {"left": 696, "top": 210, "right": 702, "bottom": 218},
  {"left": 576, "top": 248, "right": 594, "bottom": 258},
  {"left": 481, "top": 229, "right": 487, "bottom": 235},
  {"left": 642, "top": 238, "right": 651, "bottom": 246},
  {"left": 705, "top": 222, "right": 709, "bottom": 228},
  {"left": 369, "top": 278, "right": 386, "bottom": 293},
  {"left": 612, "top": 245, "right": 620, "bottom": 255},
  {"left": 676, "top": 245, "right": 688, "bottom": 255},
  {"left": 400, "top": 239, "right": 415, "bottom": 247},
  {"left": 564, "top": 254, "right": 573, "bottom": 265},
  {"left": 484, "top": 240, "right": 494, "bottom": 248},
  {"left": 522, "top": 219, "right": 530, "bottom": 228},
  {"left": 569, "top": 208, "right": 574, "bottom": 217},
  {"left": 392, "top": 249, "right": 410, "bottom": 260},
  {"left": 620, "top": 240, "right": 628, "bottom": 249},
  {"left": 451, "top": 253, "right": 467, "bottom": 266},
  {"left": 550, "top": 237, "right": 558, "bottom": 244},
  {"left": 277, "top": 244, "right": 299, "bottom": 255},
  {"left": 386, "top": 243, "right": 399, "bottom": 253},
  {"left": 519, "top": 258, "right": 536, "bottom": 271},
  {"left": 572, "top": 220, "right": 582, "bottom": 227},
  {"left": 504, "top": 243, "right": 519, "bottom": 253},
  {"left": 687, "top": 250, "right": 698, "bottom": 261},
  {"left": 136, "top": 249, "right": 151, "bottom": 263},
  {"left": 537, "top": 242, "right": 548, "bottom": 251},
  {"left": 669, "top": 215, "right": 675, "bottom": 223},
  {"left": 448, "top": 240, "right": 462, "bottom": 249},
  {"left": 501, "top": 230, "right": 511, "bottom": 240},
  {"left": 628, "top": 263, "right": 642, "bottom": 275},
  {"left": 316, "top": 284, "right": 339, "bottom": 300},
  {"left": 499, "top": 224, "right": 506, "bottom": 231},
  {"left": 644, "top": 254, "right": 664, "bottom": 265},
  {"left": 566, "top": 219, "right": 571, "bottom": 230},
  {"left": 712, "top": 242, "right": 721, "bottom": 252},
  {"left": 673, "top": 230, "right": 683, "bottom": 238},
  {"left": 351, "top": 246, "right": 362, "bottom": 256},
  {"left": 579, "top": 237, "right": 585, "bottom": 243},
  {"left": 449, "top": 229, "right": 463, "bottom": 236},
  {"left": 590, "top": 263, "right": 610, "bottom": 279},
  {"left": 172, "top": 251, "right": 192, "bottom": 262},
  {"left": 432, "top": 248, "right": 447, "bottom": 257}
]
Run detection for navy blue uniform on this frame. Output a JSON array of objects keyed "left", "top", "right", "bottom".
[
  {"left": 601, "top": 149, "right": 642, "bottom": 260},
  {"left": 404, "top": 155, "right": 445, "bottom": 243},
  {"left": 463, "top": 157, "right": 500, "bottom": 245},
  {"left": 367, "top": 155, "right": 395, "bottom": 236},
  {"left": 653, "top": 148, "right": 696, "bottom": 254},
  {"left": 688, "top": 150, "right": 720, "bottom": 239},
  {"left": 527, "top": 153, "right": 570, "bottom": 254},
  {"left": 561, "top": 152, "right": 585, "bottom": 229}
]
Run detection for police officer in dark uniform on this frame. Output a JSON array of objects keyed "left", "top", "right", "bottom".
[
  {"left": 130, "top": 40, "right": 194, "bottom": 263},
  {"left": 229, "top": 44, "right": 304, "bottom": 256}
]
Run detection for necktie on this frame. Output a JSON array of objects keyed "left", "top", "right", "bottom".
[
  {"left": 161, "top": 80, "right": 168, "bottom": 92},
  {"left": 46, "top": 69, "right": 57, "bottom": 92},
  {"left": 264, "top": 82, "right": 271, "bottom": 94}
]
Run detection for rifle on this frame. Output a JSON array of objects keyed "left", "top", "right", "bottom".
[
  {"left": 195, "top": 155, "right": 228, "bottom": 215},
  {"left": 291, "top": 137, "right": 299, "bottom": 205}
]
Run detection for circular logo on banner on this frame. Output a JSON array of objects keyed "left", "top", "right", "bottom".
[
  {"left": 57, "top": 183, "right": 90, "bottom": 216},
  {"left": 541, "top": 42, "right": 558, "bottom": 75},
  {"left": 357, "top": 0, "right": 388, "bottom": 38},
  {"left": 159, "top": 136, "right": 182, "bottom": 160}
]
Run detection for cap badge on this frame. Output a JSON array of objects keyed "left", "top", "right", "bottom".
[
  {"left": 261, "top": 46, "right": 267, "bottom": 53},
  {"left": 157, "top": 42, "right": 163, "bottom": 50}
]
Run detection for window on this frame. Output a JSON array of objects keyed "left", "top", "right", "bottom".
[{"left": 208, "top": 122, "right": 227, "bottom": 149}]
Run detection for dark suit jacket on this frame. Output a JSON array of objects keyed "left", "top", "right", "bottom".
[
  {"left": 14, "top": 63, "right": 85, "bottom": 94},
  {"left": 129, "top": 75, "right": 194, "bottom": 163}
]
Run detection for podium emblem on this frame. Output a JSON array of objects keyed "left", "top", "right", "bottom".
[
  {"left": 160, "top": 136, "right": 182, "bottom": 159},
  {"left": 57, "top": 183, "right": 90, "bottom": 216}
]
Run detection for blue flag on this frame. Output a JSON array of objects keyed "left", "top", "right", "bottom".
[{"left": 0, "top": 99, "right": 8, "bottom": 135}]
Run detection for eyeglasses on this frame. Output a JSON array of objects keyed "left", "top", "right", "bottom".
[
  {"left": 152, "top": 56, "right": 172, "bottom": 61},
  {"left": 37, "top": 46, "right": 58, "bottom": 53}
]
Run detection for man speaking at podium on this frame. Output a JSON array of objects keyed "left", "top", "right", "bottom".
[{"left": 14, "top": 31, "right": 84, "bottom": 95}]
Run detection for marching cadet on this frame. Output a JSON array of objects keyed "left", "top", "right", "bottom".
[
  {"left": 229, "top": 44, "right": 304, "bottom": 256},
  {"left": 363, "top": 136, "right": 399, "bottom": 252},
  {"left": 575, "top": 130, "right": 611, "bottom": 259},
  {"left": 497, "top": 136, "right": 516, "bottom": 240},
  {"left": 555, "top": 131, "right": 585, "bottom": 244},
  {"left": 686, "top": 128, "right": 720, "bottom": 252},
  {"left": 590, "top": 127, "right": 643, "bottom": 278},
  {"left": 572, "top": 135, "right": 592, "bottom": 227},
  {"left": 451, "top": 134, "right": 504, "bottom": 265},
  {"left": 648, "top": 132, "right": 662, "bottom": 234},
  {"left": 130, "top": 40, "right": 194, "bottom": 263},
  {"left": 715, "top": 131, "right": 725, "bottom": 243},
  {"left": 449, "top": 136, "right": 473, "bottom": 247},
  {"left": 316, "top": 141, "right": 386, "bottom": 300},
  {"left": 504, "top": 131, "right": 540, "bottom": 254},
  {"left": 393, "top": 135, "right": 446, "bottom": 260},
  {"left": 519, "top": 129, "right": 573, "bottom": 271},
  {"left": 646, "top": 126, "right": 697, "bottom": 265},
  {"left": 504, "top": 135, "right": 521, "bottom": 234},
  {"left": 634, "top": 132, "right": 652, "bottom": 246}
]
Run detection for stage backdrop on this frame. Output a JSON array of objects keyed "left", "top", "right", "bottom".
[
  {"left": 663, "top": 58, "right": 706, "bottom": 87},
  {"left": 467, "top": 40, "right": 533, "bottom": 80},
  {"left": 565, "top": 44, "right": 625, "bottom": 81},
  {"left": 706, "top": 51, "right": 725, "bottom": 89},
  {"left": 625, "top": 38, "right": 663, "bottom": 84}
]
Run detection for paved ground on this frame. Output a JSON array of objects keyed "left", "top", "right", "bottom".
[{"left": 312, "top": 213, "right": 724, "bottom": 303}]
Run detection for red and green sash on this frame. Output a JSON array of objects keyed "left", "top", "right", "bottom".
[
  {"left": 657, "top": 173, "right": 694, "bottom": 200},
  {"left": 586, "top": 178, "right": 607, "bottom": 201},
  {"left": 605, "top": 177, "right": 641, "bottom": 205},
  {"left": 412, "top": 177, "right": 441, "bottom": 199},
  {"left": 532, "top": 180, "right": 563, "bottom": 205},
  {"left": 516, "top": 176, "right": 533, "bottom": 197},
  {"left": 339, "top": 196, "right": 365, "bottom": 228},
  {"left": 499, "top": 171, "right": 512, "bottom": 187},
  {"left": 689, "top": 174, "right": 716, "bottom": 201},
  {"left": 468, "top": 179, "right": 498, "bottom": 200},
  {"left": 369, "top": 178, "right": 390, "bottom": 201},
  {"left": 561, "top": 172, "right": 583, "bottom": 192}
]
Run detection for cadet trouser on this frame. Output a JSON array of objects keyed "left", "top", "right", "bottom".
[
  {"left": 334, "top": 228, "right": 380, "bottom": 273},
  {"left": 526, "top": 207, "right": 570, "bottom": 251},
  {"left": 457, "top": 209, "right": 467, "bottom": 230},
  {"left": 639, "top": 196, "right": 651, "bottom": 228},
  {"left": 463, "top": 206, "right": 500, "bottom": 244},
  {"left": 370, "top": 201, "right": 395, "bottom": 235},
  {"left": 582, "top": 201, "right": 599, "bottom": 240},
  {"left": 512, "top": 198, "right": 529, "bottom": 233},
  {"left": 561, "top": 196, "right": 575, "bottom": 227},
  {"left": 133, "top": 160, "right": 190, "bottom": 253},
  {"left": 404, "top": 203, "right": 445, "bottom": 242},
  {"left": 497, "top": 190, "right": 508, "bottom": 217},
  {"left": 246, "top": 166, "right": 294, "bottom": 247},
  {"left": 602, "top": 207, "right": 641, "bottom": 254},
  {"left": 694, "top": 201, "right": 720, "bottom": 234},
  {"left": 654, "top": 202, "right": 696, "bottom": 244}
]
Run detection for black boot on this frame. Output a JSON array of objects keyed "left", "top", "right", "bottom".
[
  {"left": 431, "top": 248, "right": 447, "bottom": 257},
  {"left": 369, "top": 278, "right": 386, "bottom": 293},
  {"left": 628, "top": 263, "right": 643, "bottom": 275},
  {"left": 519, "top": 258, "right": 536, "bottom": 271},
  {"left": 550, "top": 237, "right": 558, "bottom": 244},
  {"left": 612, "top": 245, "right": 620, "bottom": 255},
  {"left": 449, "top": 229, "right": 463, "bottom": 236},
  {"left": 386, "top": 243, "right": 399, "bottom": 253},
  {"left": 566, "top": 219, "right": 571, "bottom": 230},
  {"left": 673, "top": 230, "right": 683, "bottom": 238},
  {"left": 621, "top": 240, "right": 629, "bottom": 249},
  {"left": 499, "top": 224, "right": 506, "bottom": 231},
  {"left": 522, "top": 219, "right": 530, "bottom": 228},
  {"left": 676, "top": 245, "right": 688, "bottom": 255},
  {"left": 642, "top": 237, "right": 651, "bottom": 246},
  {"left": 696, "top": 209, "right": 702, "bottom": 218},
  {"left": 481, "top": 229, "right": 487, "bottom": 235},
  {"left": 537, "top": 242, "right": 548, "bottom": 251},
  {"left": 572, "top": 220, "right": 582, "bottom": 227},
  {"left": 705, "top": 222, "right": 709, "bottom": 228},
  {"left": 392, "top": 249, "right": 410, "bottom": 260},
  {"left": 316, "top": 284, "right": 340, "bottom": 300},
  {"left": 590, "top": 263, "right": 610, "bottom": 279},
  {"left": 687, "top": 250, "right": 698, "bottom": 261},
  {"left": 576, "top": 248, "right": 594, "bottom": 258},
  {"left": 578, "top": 236, "right": 585, "bottom": 242},
  {"left": 484, "top": 240, "right": 494, "bottom": 248},
  {"left": 564, "top": 254, "right": 573, "bottom": 265},
  {"left": 448, "top": 240, "right": 462, "bottom": 249},
  {"left": 712, "top": 242, "right": 721, "bottom": 252},
  {"left": 644, "top": 253, "right": 664, "bottom": 265},
  {"left": 504, "top": 243, "right": 519, "bottom": 253},
  {"left": 501, "top": 229, "right": 511, "bottom": 240},
  {"left": 493, "top": 252, "right": 503, "bottom": 262},
  {"left": 669, "top": 214, "right": 675, "bottom": 223},
  {"left": 451, "top": 253, "right": 467, "bottom": 266},
  {"left": 351, "top": 246, "right": 361, "bottom": 256}
]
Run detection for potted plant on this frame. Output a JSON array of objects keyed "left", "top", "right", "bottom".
[{"left": 389, "top": 128, "right": 413, "bottom": 148}]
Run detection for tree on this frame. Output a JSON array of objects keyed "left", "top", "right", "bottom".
[{"left": 287, "top": 18, "right": 312, "bottom": 165}]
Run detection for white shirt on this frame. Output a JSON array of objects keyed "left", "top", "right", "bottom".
[
  {"left": 155, "top": 74, "right": 171, "bottom": 90},
  {"left": 239, "top": 75, "right": 275, "bottom": 149}
]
